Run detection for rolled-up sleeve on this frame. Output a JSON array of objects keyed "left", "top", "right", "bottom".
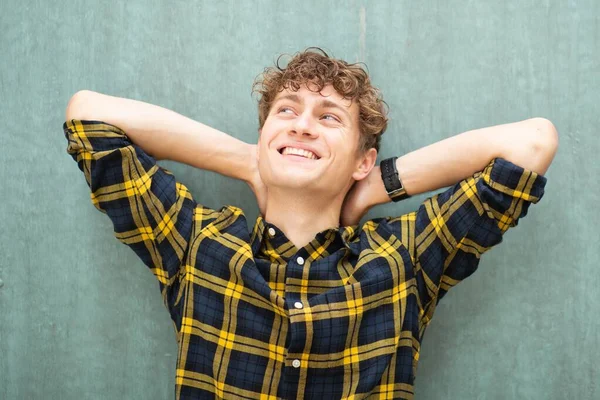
[
  {"left": 63, "top": 119, "right": 202, "bottom": 291},
  {"left": 386, "top": 157, "right": 547, "bottom": 316}
]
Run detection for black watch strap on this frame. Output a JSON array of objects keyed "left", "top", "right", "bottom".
[{"left": 380, "top": 157, "right": 410, "bottom": 202}]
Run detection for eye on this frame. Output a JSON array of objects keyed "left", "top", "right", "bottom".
[
  {"left": 322, "top": 114, "right": 340, "bottom": 122},
  {"left": 278, "top": 107, "right": 294, "bottom": 114}
]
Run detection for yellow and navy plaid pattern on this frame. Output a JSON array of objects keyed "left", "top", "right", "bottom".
[{"left": 63, "top": 120, "right": 547, "bottom": 399}]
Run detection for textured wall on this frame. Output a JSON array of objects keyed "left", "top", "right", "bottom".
[{"left": 1, "top": 1, "right": 598, "bottom": 399}]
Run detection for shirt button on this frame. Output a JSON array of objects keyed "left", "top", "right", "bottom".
[
  {"left": 292, "top": 359, "right": 301, "bottom": 368},
  {"left": 294, "top": 301, "right": 303, "bottom": 309},
  {"left": 268, "top": 227, "right": 276, "bottom": 236},
  {"left": 296, "top": 256, "right": 305, "bottom": 265}
]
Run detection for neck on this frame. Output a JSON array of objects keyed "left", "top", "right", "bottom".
[{"left": 263, "top": 188, "right": 346, "bottom": 249}]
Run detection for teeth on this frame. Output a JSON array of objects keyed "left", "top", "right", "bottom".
[{"left": 282, "top": 147, "right": 318, "bottom": 160}]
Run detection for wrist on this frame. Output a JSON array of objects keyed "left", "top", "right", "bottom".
[
  {"left": 380, "top": 157, "right": 411, "bottom": 202},
  {"left": 246, "top": 144, "right": 261, "bottom": 186},
  {"left": 368, "top": 166, "right": 393, "bottom": 207}
]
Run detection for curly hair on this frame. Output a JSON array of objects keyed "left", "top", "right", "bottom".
[{"left": 252, "top": 47, "right": 388, "bottom": 154}]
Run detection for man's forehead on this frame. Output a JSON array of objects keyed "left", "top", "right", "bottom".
[{"left": 273, "top": 85, "right": 356, "bottom": 110}]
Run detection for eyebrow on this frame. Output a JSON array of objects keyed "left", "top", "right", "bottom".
[{"left": 274, "top": 93, "right": 352, "bottom": 121}]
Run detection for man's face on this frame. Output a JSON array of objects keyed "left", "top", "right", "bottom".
[{"left": 257, "top": 83, "right": 375, "bottom": 197}]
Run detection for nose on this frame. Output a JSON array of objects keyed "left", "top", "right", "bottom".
[{"left": 290, "top": 111, "right": 318, "bottom": 138}]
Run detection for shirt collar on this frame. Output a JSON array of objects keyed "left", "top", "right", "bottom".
[{"left": 250, "top": 216, "right": 361, "bottom": 263}]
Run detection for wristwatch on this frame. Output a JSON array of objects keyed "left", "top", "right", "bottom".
[{"left": 380, "top": 157, "right": 410, "bottom": 202}]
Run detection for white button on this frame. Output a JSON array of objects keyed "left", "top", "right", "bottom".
[
  {"left": 292, "top": 359, "right": 301, "bottom": 368},
  {"left": 296, "top": 256, "right": 305, "bottom": 265},
  {"left": 268, "top": 227, "right": 276, "bottom": 236},
  {"left": 294, "top": 301, "right": 303, "bottom": 309}
]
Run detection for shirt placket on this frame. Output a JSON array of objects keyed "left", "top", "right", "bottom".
[{"left": 281, "top": 251, "right": 309, "bottom": 399}]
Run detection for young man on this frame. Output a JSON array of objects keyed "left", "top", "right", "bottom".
[{"left": 63, "top": 49, "right": 558, "bottom": 399}]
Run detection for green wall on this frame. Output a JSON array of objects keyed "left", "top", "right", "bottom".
[{"left": 1, "top": 1, "right": 598, "bottom": 399}]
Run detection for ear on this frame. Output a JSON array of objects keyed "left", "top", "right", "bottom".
[{"left": 352, "top": 148, "right": 378, "bottom": 181}]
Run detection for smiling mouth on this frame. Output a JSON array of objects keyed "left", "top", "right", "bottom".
[{"left": 278, "top": 147, "right": 320, "bottom": 160}]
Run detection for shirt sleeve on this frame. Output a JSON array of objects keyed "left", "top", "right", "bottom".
[
  {"left": 63, "top": 119, "right": 219, "bottom": 292},
  {"left": 385, "top": 157, "right": 547, "bottom": 317}
]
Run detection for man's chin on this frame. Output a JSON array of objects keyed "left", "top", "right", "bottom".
[{"left": 266, "top": 174, "right": 321, "bottom": 191}]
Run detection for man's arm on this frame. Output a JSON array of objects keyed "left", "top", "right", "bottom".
[
  {"left": 383, "top": 117, "right": 557, "bottom": 201},
  {"left": 341, "top": 118, "right": 559, "bottom": 225},
  {"left": 66, "top": 90, "right": 257, "bottom": 184},
  {"left": 347, "top": 118, "right": 555, "bottom": 307}
]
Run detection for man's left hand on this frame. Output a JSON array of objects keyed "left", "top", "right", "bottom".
[{"left": 340, "top": 166, "right": 384, "bottom": 226}]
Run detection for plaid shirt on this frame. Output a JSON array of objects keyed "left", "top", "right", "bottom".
[{"left": 63, "top": 119, "right": 547, "bottom": 399}]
